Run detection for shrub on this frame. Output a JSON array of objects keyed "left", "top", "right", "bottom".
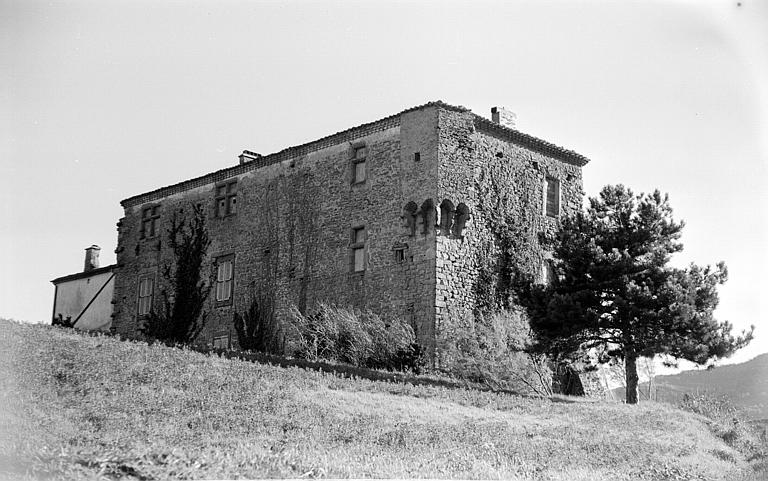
[
  {"left": 437, "top": 309, "right": 553, "bottom": 396},
  {"left": 233, "top": 293, "right": 285, "bottom": 355},
  {"left": 285, "top": 303, "right": 421, "bottom": 372},
  {"left": 679, "top": 392, "right": 768, "bottom": 472}
]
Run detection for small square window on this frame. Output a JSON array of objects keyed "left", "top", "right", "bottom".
[
  {"left": 394, "top": 249, "right": 405, "bottom": 263},
  {"left": 414, "top": 152, "right": 421, "bottom": 162},
  {"left": 355, "top": 146, "right": 367, "bottom": 159}
]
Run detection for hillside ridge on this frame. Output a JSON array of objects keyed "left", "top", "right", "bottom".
[{"left": 0, "top": 319, "right": 760, "bottom": 480}]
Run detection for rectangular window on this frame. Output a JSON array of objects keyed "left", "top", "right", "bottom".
[
  {"left": 140, "top": 205, "right": 160, "bottom": 239},
  {"left": 137, "top": 276, "right": 154, "bottom": 316},
  {"left": 215, "top": 181, "right": 238, "bottom": 217},
  {"left": 212, "top": 333, "right": 230, "bottom": 349},
  {"left": 352, "top": 146, "right": 366, "bottom": 184},
  {"left": 215, "top": 255, "right": 234, "bottom": 304},
  {"left": 351, "top": 227, "right": 366, "bottom": 272},
  {"left": 545, "top": 177, "right": 560, "bottom": 217},
  {"left": 540, "top": 260, "right": 555, "bottom": 285}
]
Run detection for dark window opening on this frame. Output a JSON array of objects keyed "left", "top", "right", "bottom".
[
  {"left": 215, "top": 181, "right": 238, "bottom": 218},
  {"left": 140, "top": 205, "right": 160, "bottom": 239},
  {"left": 439, "top": 199, "right": 455, "bottom": 235},
  {"left": 403, "top": 201, "right": 418, "bottom": 236},
  {"left": 414, "top": 152, "right": 421, "bottom": 162},
  {"left": 452, "top": 203, "right": 470, "bottom": 237}
]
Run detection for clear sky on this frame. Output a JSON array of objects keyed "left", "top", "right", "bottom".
[{"left": 1, "top": 0, "right": 766, "bottom": 366}]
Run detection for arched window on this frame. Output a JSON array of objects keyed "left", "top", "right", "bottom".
[
  {"left": 403, "top": 201, "right": 418, "bottom": 237},
  {"left": 420, "top": 199, "right": 435, "bottom": 235},
  {"left": 452, "top": 203, "right": 470, "bottom": 237},
  {"left": 439, "top": 199, "right": 455, "bottom": 236}
]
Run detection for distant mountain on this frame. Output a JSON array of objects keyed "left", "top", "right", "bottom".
[{"left": 611, "top": 353, "right": 768, "bottom": 420}]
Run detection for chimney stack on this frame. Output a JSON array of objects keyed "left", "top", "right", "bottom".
[
  {"left": 84, "top": 245, "right": 100, "bottom": 272},
  {"left": 238, "top": 150, "right": 262, "bottom": 165},
  {"left": 491, "top": 106, "right": 517, "bottom": 129}
]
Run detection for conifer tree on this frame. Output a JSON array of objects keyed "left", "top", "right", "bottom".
[{"left": 516, "top": 185, "right": 753, "bottom": 404}]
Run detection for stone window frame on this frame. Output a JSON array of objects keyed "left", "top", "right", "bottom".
[
  {"left": 539, "top": 258, "right": 556, "bottom": 285},
  {"left": 136, "top": 273, "right": 155, "bottom": 318},
  {"left": 139, "top": 204, "right": 161, "bottom": 239},
  {"left": 350, "top": 226, "right": 366, "bottom": 273},
  {"left": 544, "top": 176, "right": 561, "bottom": 218},
  {"left": 350, "top": 142, "right": 367, "bottom": 185},
  {"left": 215, "top": 180, "right": 238, "bottom": 218},
  {"left": 392, "top": 242, "right": 408, "bottom": 264},
  {"left": 212, "top": 330, "right": 231, "bottom": 349},
  {"left": 214, "top": 253, "right": 235, "bottom": 307}
]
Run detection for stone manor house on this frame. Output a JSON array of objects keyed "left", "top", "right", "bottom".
[{"left": 110, "top": 101, "right": 589, "bottom": 355}]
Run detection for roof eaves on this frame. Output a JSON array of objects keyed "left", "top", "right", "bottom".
[
  {"left": 51, "top": 264, "right": 118, "bottom": 285},
  {"left": 471, "top": 114, "right": 590, "bottom": 167},
  {"left": 120, "top": 102, "right": 450, "bottom": 208}
]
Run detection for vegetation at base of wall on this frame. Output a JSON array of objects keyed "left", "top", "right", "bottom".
[
  {"left": 3, "top": 318, "right": 763, "bottom": 481},
  {"left": 437, "top": 309, "right": 553, "bottom": 396},
  {"left": 678, "top": 392, "right": 768, "bottom": 472},
  {"left": 233, "top": 292, "right": 285, "bottom": 355},
  {"left": 140, "top": 204, "right": 211, "bottom": 344},
  {"left": 285, "top": 303, "right": 422, "bottom": 373}
]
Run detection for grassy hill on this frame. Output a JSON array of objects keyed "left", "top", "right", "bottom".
[
  {"left": 653, "top": 355, "right": 768, "bottom": 420},
  {"left": 0, "top": 319, "right": 764, "bottom": 480},
  {"left": 610, "top": 354, "right": 768, "bottom": 421}
]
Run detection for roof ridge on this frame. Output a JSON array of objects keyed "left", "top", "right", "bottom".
[{"left": 120, "top": 100, "right": 588, "bottom": 208}]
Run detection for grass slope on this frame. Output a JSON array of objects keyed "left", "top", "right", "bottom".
[{"left": 0, "top": 319, "right": 759, "bottom": 480}]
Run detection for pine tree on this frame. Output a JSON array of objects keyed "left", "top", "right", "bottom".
[{"left": 516, "top": 185, "right": 753, "bottom": 404}]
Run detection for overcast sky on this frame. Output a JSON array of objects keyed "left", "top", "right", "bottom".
[{"left": 1, "top": 0, "right": 766, "bottom": 366}]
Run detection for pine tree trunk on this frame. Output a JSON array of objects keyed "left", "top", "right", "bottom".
[{"left": 625, "top": 353, "right": 639, "bottom": 404}]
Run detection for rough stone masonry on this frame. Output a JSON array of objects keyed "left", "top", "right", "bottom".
[{"left": 110, "top": 101, "right": 589, "bottom": 361}]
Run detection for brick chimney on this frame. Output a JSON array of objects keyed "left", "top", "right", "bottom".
[
  {"left": 491, "top": 106, "right": 517, "bottom": 129},
  {"left": 84, "top": 245, "right": 100, "bottom": 272},
  {"left": 238, "top": 150, "right": 262, "bottom": 165}
]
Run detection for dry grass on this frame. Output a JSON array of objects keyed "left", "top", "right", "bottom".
[{"left": 0, "top": 319, "right": 760, "bottom": 480}]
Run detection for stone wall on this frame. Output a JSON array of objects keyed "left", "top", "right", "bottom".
[
  {"left": 110, "top": 101, "right": 591, "bottom": 370},
  {"left": 112, "top": 106, "right": 442, "bottom": 350},
  {"left": 433, "top": 108, "right": 585, "bottom": 363}
]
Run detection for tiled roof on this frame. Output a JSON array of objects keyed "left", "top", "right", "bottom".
[
  {"left": 121, "top": 101, "right": 590, "bottom": 208},
  {"left": 51, "top": 264, "right": 117, "bottom": 284}
]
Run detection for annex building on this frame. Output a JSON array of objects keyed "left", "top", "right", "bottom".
[{"left": 110, "top": 101, "right": 590, "bottom": 356}]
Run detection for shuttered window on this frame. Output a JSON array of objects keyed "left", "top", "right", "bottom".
[
  {"left": 545, "top": 177, "right": 560, "bottom": 217},
  {"left": 137, "top": 276, "right": 154, "bottom": 316},
  {"left": 215, "top": 255, "right": 234, "bottom": 304},
  {"left": 351, "top": 227, "right": 366, "bottom": 272}
]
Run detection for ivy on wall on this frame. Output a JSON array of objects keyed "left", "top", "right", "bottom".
[{"left": 472, "top": 159, "right": 541, "bottom": 314}]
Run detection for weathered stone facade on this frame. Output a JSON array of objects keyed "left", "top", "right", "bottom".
[{"left": 111, "top": 101, "right": 589, "bottom": 360}]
